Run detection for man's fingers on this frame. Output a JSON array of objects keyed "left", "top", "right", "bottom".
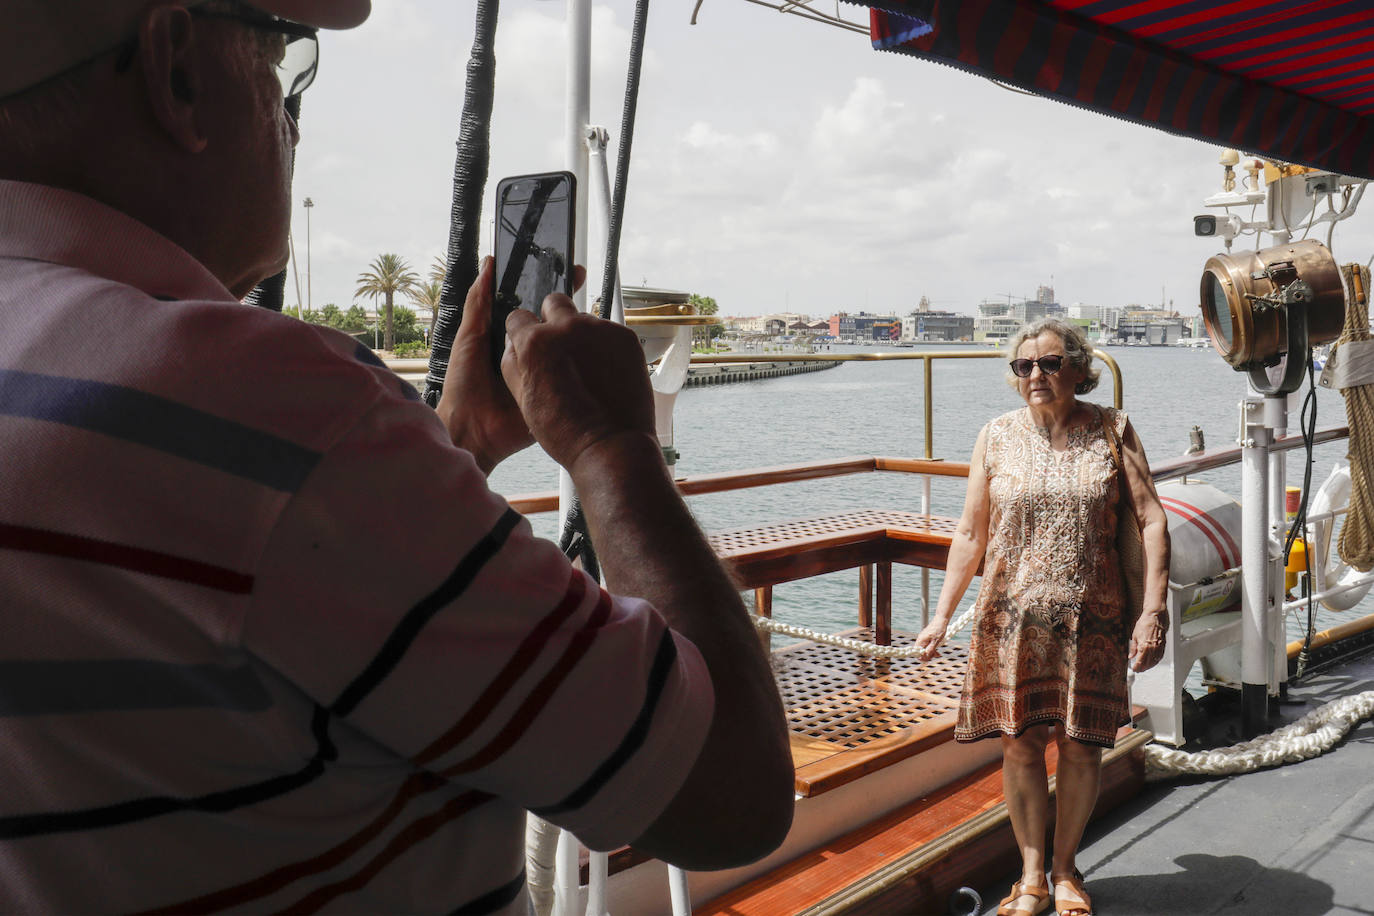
[
  {"left": 539, "top": 292, "right": 580, "bottom": 323},
  {"left": 505, "top": 306, "right": 540, "bottom": 336},
  {"left": 572, "top": 265, "right": 586, "bottom": 293},
  {"left": 458, "top": 257, "right": 494, "bottom": 335}
]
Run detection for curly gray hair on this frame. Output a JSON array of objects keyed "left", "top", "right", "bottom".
[{"left": 1005, "top": 317, "right": 1100, "bottom": 395}]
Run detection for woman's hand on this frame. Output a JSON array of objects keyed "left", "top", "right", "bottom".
[
  {"left": 915, "top": 617, "right": 950, "bottom": 661},
  {"left": 1129, "top": 610, "right": 1168, "bottom": 672}
]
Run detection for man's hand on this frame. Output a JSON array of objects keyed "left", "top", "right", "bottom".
[
  {"left": 503, "top": 289, "right": 656, "bottom": 473},
  {"left": 436, "top": 257, "right": 582, "bottom": 474}
]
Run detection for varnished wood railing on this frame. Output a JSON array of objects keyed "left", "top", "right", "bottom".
[
  {"left": 507, "top": 456, "right": 972, "bottom": 647},
  {"left": 505, "top": 425, "right": 1354, "bottom": 647},
  {"left": 506, "top": 455, "right": 972, "bottom": 514}
]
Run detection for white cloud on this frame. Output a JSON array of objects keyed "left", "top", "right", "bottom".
[{"left": 282, "top": 0, "right": 1374, "bottom": 321}]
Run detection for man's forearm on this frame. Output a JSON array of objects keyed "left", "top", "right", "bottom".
[{"left": 568, "top": 431, "right": 794, "bottom": 869}]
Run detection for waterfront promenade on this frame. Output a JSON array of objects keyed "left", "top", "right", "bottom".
[{"left": 383, "top": 355, "right": 840, "bottom": 389}]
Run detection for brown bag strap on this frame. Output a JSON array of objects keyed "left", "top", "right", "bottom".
[{"left": 1097, "top": 404, "right": 1140, "bottom": 528}]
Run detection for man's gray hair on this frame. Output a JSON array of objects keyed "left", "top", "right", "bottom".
[{"left": 1005, "top": 317, "right": 1100, "bottom": 394}]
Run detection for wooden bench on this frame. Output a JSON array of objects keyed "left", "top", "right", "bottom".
[{"left": 708, "top": 508, "right": 965, "bottom": 645}]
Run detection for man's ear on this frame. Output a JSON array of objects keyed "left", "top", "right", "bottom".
[{"left": 138, "top": 6, "right": 208, "bottom": 154}]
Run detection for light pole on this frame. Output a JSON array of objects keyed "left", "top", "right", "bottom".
[{"left": 302, "top": 197, "right": 314, "bottom": 317}]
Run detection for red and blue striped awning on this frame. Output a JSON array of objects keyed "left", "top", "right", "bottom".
[{"left": 858, "top": 1, "right": 1374, "bottom": 179}]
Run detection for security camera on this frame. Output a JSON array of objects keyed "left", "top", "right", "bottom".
[{"left": 1195, "top": 213, "right": 1242, "bottom": 241}]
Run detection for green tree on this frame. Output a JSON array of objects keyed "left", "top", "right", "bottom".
[
  {"left": 408, "top": 260, "right": 445, "bottom": 339},
  {"left": 428, "top": 256, "right": 447, "bottom": 287},
  {"left": 414, "top": 255, "right": 448, "bottom": 338},
  {"left": 408, "top": 280, "right": 442, "bottom": 340},
  {"left": 355, "top": 254, "right": 420, "bottom": 352},
  {"left": 689, "top": 293, "right": 723, "bottom": 346},
  {"left": 388, "top": 305, "right": 423, "bottom": 346},
  {"left": 318, "top": 303, "right": 342, "bottom": 327},
  {"left": 341, "top": 305, "right": 369, "bottom": 333},
  {"left": 688, "top": 293, "right": 718, "bottom": 316}
]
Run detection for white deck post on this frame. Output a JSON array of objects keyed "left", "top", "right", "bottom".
[
  {"left": 557, "top": 0, "right": 593, "bottom": 531},
  {"left": 1265, "top": 394, "right": 1290, "bottom": 696},
  {"left": 545, "top": 4, "right": 594, "bottom": 913},
  {"left": 1240, "top": 396, "right": 1272, "bottom": 735}
]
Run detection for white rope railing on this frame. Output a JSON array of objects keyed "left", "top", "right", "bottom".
[
  {"left": 750, "top": 606, "right": 977, "bottom": 658},
  {"left": 1143, "top": 689, "right": 1374, "bottom": 781}
]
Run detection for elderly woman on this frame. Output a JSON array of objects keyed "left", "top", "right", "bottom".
[{"left": 915, "top": 318, "right": 1170, "bottom": 916}]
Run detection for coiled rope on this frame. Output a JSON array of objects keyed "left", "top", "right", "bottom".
[
  {"left": 750, "top": 606, "right": 977, "bottom": 658},
  {"left": 1336, "top": 264, "right": 1374, "bottom": 570},
  {"left": 1143, "top": 690, "right": 1374, "bottom": 781}
]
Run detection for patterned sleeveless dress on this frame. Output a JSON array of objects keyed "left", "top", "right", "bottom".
[{"left": 954, "top": 405, "right": 1132, "bottom": 748}]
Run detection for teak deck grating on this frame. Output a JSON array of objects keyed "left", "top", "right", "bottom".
[{"left": 773, "top": 630, "right": 966, "bottom": 748}]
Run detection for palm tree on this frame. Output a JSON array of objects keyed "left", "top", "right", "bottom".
[
  {"left": 355, "top": 254, "right": 420, "bottom": 352},
  {"left": 408, "top": 278, "right": 443, "bottom": 341},
  {"left": 407, "top": 256, "right": 448, "bottom": 339},
  {"left": 428, "top": 255, "right": 447, "bottom": 288}
]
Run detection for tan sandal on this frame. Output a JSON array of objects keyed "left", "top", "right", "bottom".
[
  {"left": 997, "top": 878, "right": 1051, "bottom": 916},
  {"left": 1052, "top": 869, "right": 1093, "bottom": 916}
]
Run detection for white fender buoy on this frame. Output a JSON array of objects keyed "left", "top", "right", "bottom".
[{"left": 1309, "top": 462, "right": 1374, "bottom": 611}]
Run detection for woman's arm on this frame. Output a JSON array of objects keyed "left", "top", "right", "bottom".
[
  {"left": 916, "top": 426, "right": 992, "bottom": 660},
  {"left": 1119, "top": 417, "right": 1172, "bottom": 672}
]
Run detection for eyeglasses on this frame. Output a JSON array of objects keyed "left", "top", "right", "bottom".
[
  {"left": 1009, "top": 355, "right": 1065, "bottom": 378},
  {"left": 114, "top": 6, "right": 319, "bottom": 99},
  {"left": 194, "top": 7, "right": 319, "bottom": 98}
]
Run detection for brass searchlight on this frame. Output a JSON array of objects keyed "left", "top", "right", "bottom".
[{"left": 1200, "top": 239, "right": 1345, "bottom": 394}]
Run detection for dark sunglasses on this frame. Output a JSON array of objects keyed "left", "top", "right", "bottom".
[{"left": 1009, "top": 355, "right": 1064, "bottom": 378}]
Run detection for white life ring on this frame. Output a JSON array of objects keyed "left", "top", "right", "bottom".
[{"left": 1308, "top": 462, "right": 1374, "bottom": 611}]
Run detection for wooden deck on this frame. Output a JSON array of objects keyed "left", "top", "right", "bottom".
[
  {"left": 710, "top": 509, "right": 971, "bottom": 797},
  {"left": 690, "top": 509, "right": 1146, "bottom": 913},
  {"left": 697, "top": 725, "right": 1150, "bottom": 916},
  {"left": 771, "top": 629, "right": 969, "bottom": 796},
  {"left": 592, "top": 504, "right": 1150, "bottom": 912}
]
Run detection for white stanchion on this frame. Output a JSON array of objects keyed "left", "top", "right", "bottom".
[
  {"left": 526, "top": 815, "right": 560, "bottom": 916},
  {"left": 553, "top": 828, "right": 581, "bottom": 916},
  {"left": 667, "top": 865, "right": 692, "bottom": 916},
  {"left": 585, "top": 851, "right": 610, "bottom": 916}
]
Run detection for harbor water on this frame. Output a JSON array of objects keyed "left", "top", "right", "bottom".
[{"left": 485, "top": 343, "right": 1366, "bottom": 672}]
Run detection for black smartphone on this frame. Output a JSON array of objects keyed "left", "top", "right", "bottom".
[{"left": 492, "top": 170, "right": 576, "bottom": 367}]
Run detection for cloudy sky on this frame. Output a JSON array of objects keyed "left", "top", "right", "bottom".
[{"left": 287, "top": 0, "right": 1374, "bottom": 320}]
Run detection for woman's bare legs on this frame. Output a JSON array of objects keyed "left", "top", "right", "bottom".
[
  {"left": 1002, "top": 726, "right": 1052, "bottom": 894},
  {"left": 1051, "top": 727, "right": 1103, "bottom": 910}
]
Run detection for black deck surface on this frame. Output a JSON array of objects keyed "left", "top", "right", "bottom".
[{"left": 971, "top": 644, "right": 1374, "bottom": 916}]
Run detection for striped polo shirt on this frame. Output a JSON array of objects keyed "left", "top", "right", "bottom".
[{"left": 0, "top": 180, "right": 713, "bottom": 912}]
